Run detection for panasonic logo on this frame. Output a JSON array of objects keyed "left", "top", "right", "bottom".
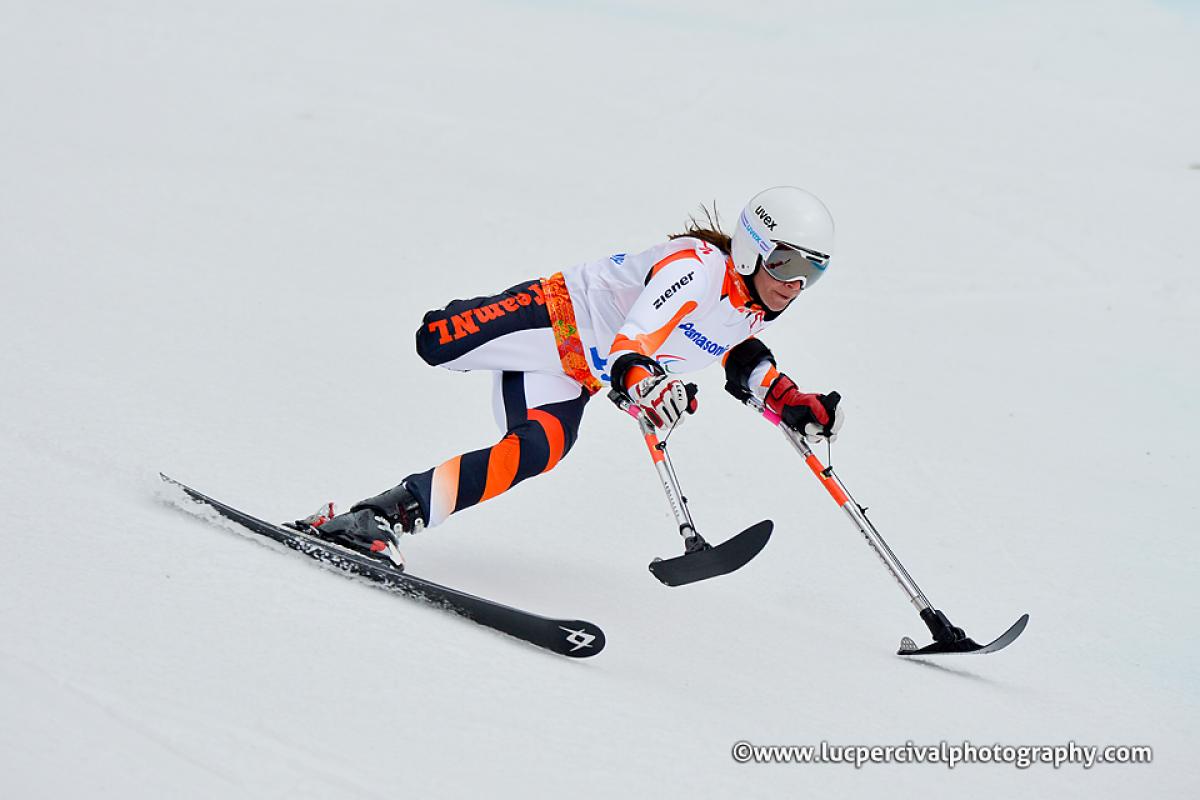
[{"left": 677, "top": 322, "right": 728, "bottom": 356}]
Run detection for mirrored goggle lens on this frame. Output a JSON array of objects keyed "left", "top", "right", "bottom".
[{"left": 761, "top": 243, "right": 830, "bottom": 284}]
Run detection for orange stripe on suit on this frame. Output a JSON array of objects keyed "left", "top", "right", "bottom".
[
  {"left": 479, "top": 433, "right": 522, "bottom": 502},
  {"left": 610, "top": 301, "right": 698, "bottom": 360},
  {"left": 527, "top": 409, "right": 565, "bottom": 473},
  {"left": 646, "top": 248, "right": 701, "bottom": 281}
]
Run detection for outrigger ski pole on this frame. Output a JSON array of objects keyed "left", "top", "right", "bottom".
[
  {"left": 748, "top": 396, "right": 1029, "bottom": 656},
  {"left": 609, "top": 388, "right": 773, "bottom": 587}
]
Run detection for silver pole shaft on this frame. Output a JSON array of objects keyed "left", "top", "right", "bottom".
[
  {"left": 609, "top": 385, "right": 699, "bottom": 541},
  {"left": 636, "top": 413, "right": 697, "bottom": 538},
  {"left": 775, "top": 421, "right": 933, "bottom": 612}
]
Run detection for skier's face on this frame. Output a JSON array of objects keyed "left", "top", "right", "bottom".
[{"left": 752, "top": 266, "right": 804, "bottom": 311}]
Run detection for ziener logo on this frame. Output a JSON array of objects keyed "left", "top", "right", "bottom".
[{"left": 653, "top": 271, "right": 695, "bottom": 310}]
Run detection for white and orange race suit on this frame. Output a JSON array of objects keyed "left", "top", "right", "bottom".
[
  {"left": 406, "top": 236, "right": 786, "bottom": 526},
  {"left": 562, "top": 235, "right": 782, "bottom": 400}
]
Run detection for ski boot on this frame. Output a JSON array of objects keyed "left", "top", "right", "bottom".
[{"left": 295, "top": 483, "right": 426, "bottom": 569}]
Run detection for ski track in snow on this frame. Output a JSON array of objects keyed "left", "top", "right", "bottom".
[{"left": 2, "top": 1, "right": 1199, "bottom": 797}]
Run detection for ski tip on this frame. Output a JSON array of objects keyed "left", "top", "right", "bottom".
[{"left": 555, "top": 622, "right": 606, "bottom": 658}]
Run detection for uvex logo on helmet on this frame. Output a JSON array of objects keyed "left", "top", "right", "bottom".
[
  {"left": 754, "top": 205, "right": 778, "bottom": 231},
  {"left": 731, "top": 187, "right": 835, "bottom": 281}
]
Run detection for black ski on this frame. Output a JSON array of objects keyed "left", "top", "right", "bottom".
[
  {"left": 160, "top": 474, "right": 605, "bottom": 658},
  {"left": 649, "top": 521, "right": 773, "bottom": 587},
  {"left": 897, "top": 614, "right": 1029, "bottom": 657}
]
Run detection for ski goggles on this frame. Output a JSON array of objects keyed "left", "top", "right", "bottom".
[{"left": 759, "top": 242, "right": 830, "bottom": 287}]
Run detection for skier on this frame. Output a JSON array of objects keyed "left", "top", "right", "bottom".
[{"left": 301, "top": 186, "right": 845, "bottom": 567}]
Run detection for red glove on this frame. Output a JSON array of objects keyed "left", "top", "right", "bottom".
[{"left": 765, "top": 375, "right": 844, "bottom": 441}]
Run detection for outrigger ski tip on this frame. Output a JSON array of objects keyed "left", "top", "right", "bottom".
[
  {"left": 649, "top": 520, "right": 773, "bottom": 587},
  {"left": 897, "top": 612, "right": 1029, "bottom": 657}
]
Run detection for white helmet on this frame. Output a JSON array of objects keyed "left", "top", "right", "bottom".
[{"left": 731, "top": 186, "right": 835, "bottom": 289}]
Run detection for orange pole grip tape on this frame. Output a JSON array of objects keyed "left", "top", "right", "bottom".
[
  {"left": 805, "top": 453, "right": 849, "bottom": 506},
  {"left": 644, "top": 431, "right": 665, "bottom": 463}
]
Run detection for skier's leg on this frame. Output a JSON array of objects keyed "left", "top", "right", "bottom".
[
  {"left": 311, "top": 276, "right": 595, "bottom": 558},
  {"left": 311, "top": 370, "right": 586, "bottom": 558},
  {"left": 404, "top": 370, "right": 589, "bottom": 527}
]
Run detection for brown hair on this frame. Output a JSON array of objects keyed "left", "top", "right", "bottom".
[{"left": 669, "top": 203, "right": 731, "bottom": 253}]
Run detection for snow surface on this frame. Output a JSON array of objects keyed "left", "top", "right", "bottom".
[{"left": 2, "top": 0, "right": 1199, "bottom": 797}]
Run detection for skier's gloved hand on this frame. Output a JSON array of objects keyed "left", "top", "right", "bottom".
[
  {"left": 765, "top": 374, "right": 844, "bottom": 442},
  {"left": 629, "top": 374, "right": 699, "bottom": 430}
]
